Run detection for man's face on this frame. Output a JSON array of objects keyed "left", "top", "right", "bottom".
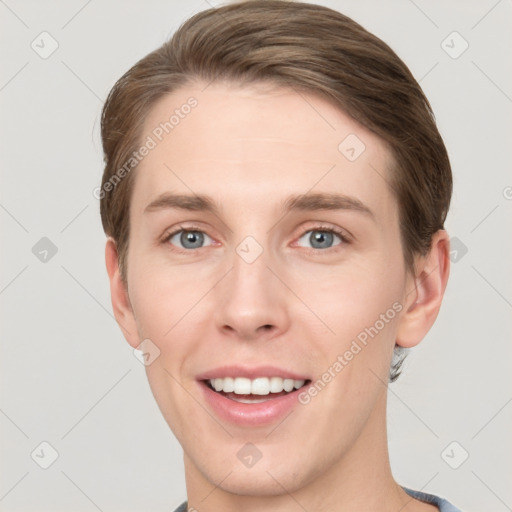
[{"left": 124, "top": 81, "right": 414, "bottom": 495}]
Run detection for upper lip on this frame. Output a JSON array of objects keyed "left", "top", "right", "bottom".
[{"left": 196, "top": 365, "right": 310, "bottom": 381}]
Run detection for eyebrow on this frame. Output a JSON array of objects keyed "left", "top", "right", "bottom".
[{"left": 144, "top": 192, "right": 375, "bottom": 219}]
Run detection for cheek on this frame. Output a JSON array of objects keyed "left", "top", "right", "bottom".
[
  {"left": 128, "top": 251, "right": 198, "bottom": 329},
  {"left": 128, "top": 262, "right": 211, "bottom": 437},
  {"left": 300, "top": 257, "right": 405, "bottom": 340},
  {"left": 127, "top": 257, "right": 216, "bottom": 371}
]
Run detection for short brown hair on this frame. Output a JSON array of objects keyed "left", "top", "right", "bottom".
[{"left": 99, "top": 0, "right": 452, "bottom": 381}]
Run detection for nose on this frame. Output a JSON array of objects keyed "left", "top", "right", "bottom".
[{"left": 213, "top": 242, "right": 290, "bottom": 342}]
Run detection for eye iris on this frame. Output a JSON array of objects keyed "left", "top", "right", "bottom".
[
  {"left": 310, "top": 230, "right": 333, "bottom": 249},
  {"left": 181, "top": 231, "right": 204, "bottom": 249}
]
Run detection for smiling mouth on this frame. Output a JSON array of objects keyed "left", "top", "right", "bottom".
[{"left": 203, "top": 377, "right": 311, "bottom": 403}]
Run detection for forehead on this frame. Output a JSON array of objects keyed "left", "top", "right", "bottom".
[{"left": 131, "top": 81, "right": 397, "bottom": 224}]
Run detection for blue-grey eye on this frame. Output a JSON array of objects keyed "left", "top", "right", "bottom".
[
  {"left": 297, "top": 230, "right": 342, "bottom": 249},
  {"left": 169, "top": 230, "right": 212, "bottom": 249}
]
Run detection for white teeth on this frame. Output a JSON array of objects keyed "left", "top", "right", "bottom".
[
  {"left": 222, "top": 376, "right": 234, "bottom": 393},
  {"left": 269, "top": 376, "right": 283, "bottom": 393},
  {"left": 230, "top": 397, "right": 270, "bottom": 404},
  {"left": 213, "top": 378, "right": 223, "bottom": 392},
  {"left": 208, "top": 376, "right": 306, "bottom": 395},
  {"left": 234, "top": 377, "right": 251, "bottom": 394},
  {"left": 293, "top": 379, "right": 304, "bottom": 389},
  {"left": 283, "top": 379, "right": 294, "bottom": 392},
  {"left": 251, "top": 377, "right": 269, "bottom": 395}
]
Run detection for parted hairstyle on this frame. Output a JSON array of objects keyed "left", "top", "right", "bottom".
[{"left": 99, "top": 0, "right": 452, "bottom": 381}]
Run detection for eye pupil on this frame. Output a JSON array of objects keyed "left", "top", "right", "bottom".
[
  {"left": 181, "top": 231, "right": 204, "bottom": 249},
  {"left": 310, "top": 230, "right": 333, "bottom": 249}
]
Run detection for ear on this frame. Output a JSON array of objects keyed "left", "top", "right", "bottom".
[
  {"left": 395, "top": 229, "right": 451, "bottom": 348},
  {"left": 105, "top": 237, "right": 140, "bottom": 349}
]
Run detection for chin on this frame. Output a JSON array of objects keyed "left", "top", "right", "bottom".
[
  {"left": 194, "top": 452, "right": 315, "bottom": 498},
  {"left": 212, "top": 467, "right": 303, "bottom": 496}
]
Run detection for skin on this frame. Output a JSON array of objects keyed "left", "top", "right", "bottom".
[{"left": 106, "top": 81, "right": 450, "bottom": 512}]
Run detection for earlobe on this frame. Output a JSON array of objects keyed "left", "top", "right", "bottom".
[
  {"left": 395, "top": 230, "right": 451, "bottom": 348},
  {"left": 105, "top": 237, "right": 140, "bottom": 348}
]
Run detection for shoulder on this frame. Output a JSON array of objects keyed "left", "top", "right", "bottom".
[
  {"left": 403, "top": 487, "right": 463, "bottom": 512},
  {"left": 171, "top": 501, "right": 188, "bottom": 512}
]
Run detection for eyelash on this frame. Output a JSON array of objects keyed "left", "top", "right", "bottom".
[{"left": 161, "top": 224, "right": 351, "bottom": 254}]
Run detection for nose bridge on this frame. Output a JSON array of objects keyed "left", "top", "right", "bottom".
[
  {"left": 213, "top": 232, "right": 288, "bottom": 338},
  {"left": 230, "top": 234, "right": 275, "bottom": 307}
]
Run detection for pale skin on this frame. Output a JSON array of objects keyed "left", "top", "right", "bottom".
[{"left": 106, "top": 81, "right": 450, "bottom": 512}]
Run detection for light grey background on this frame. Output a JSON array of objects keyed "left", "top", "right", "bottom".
[{"left": 1, "top": 1, "right": 511, "bottom": 511}]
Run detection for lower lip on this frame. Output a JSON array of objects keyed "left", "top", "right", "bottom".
[{"left": 199, "top": 381, "right": 305, "bottom": 426}]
